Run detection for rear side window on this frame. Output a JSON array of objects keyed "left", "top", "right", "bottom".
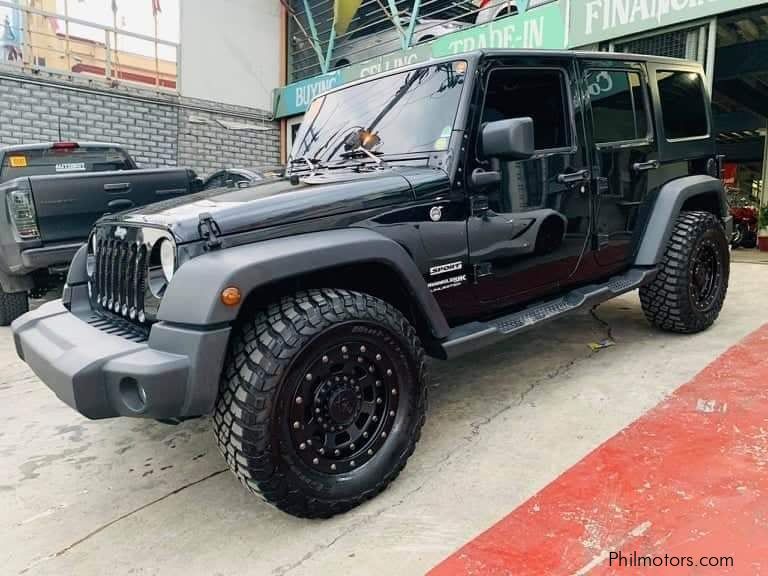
[
  {"left": 587, "top": 70, "right": 649, "bottom": 144},
  {"left": 0, "top": 146, "right": 133, "bottom": 182},
  {"left": 657, "top": 71, "right": 708, "bottom": 140}
]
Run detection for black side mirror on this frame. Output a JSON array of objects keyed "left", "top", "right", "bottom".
[{"left": 481, "top": 117, "right": 535, "bottom": 161}]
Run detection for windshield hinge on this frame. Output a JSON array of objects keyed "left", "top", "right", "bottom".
[{"left": 198, "top": 212, "right": 222, "bottom": 251}]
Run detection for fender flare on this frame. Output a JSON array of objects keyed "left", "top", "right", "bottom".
[
  {"left": 158, "top": 228, "right": 451, "bottom": 339},
  {"left": 634, "top": 175, "right": 728, "bottom": 267}
]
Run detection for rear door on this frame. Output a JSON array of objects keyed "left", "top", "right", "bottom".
[
  {"left": 580, "top": 60, "right": 656, "bottom": 269},
  {"left": 30, "top": 169, "right": 193, "bottom": 242}
]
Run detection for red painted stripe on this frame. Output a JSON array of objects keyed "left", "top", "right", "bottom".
[{"left": 430, "top": 324, "right": 768, "bottom": 575}]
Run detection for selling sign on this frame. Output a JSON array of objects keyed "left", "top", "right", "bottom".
[{"left": 275, "top": 1, "right": 565, "bottom": 118}]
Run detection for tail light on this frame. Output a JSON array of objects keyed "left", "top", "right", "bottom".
[{"left": 6, "top": 185, "right": 40, "bottom": 241}]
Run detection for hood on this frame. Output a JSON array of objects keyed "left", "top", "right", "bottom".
[{"left": 103, "top": 166, "right": 442, "bottom": 243}]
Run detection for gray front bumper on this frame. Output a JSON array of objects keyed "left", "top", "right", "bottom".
[{"left": 12, "top": 300, "right": 230, "bottom": 419}]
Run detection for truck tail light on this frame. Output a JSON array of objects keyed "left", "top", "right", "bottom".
[{"left": 7, "top": 188, "right": 40, "bottom": 241}]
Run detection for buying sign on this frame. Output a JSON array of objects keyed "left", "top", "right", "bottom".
[
  {"left": 275, "top": 1, "right": 565, "bottom": 118},
  {"left": 569, "top": 0, "right": 768, "bottom": 47}
]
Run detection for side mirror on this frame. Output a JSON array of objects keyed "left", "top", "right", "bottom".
[{"left": 480, "top": 117, "right": 535, "bottom": 161}]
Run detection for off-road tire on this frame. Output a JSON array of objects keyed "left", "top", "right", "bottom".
[
  {"left": 214, "top": 288, "right": 428, "bottom": 518},
  {"left": 640, "top": 211, "right": 729, "bottom": 334},
  {"left": 0, "top": 288, "right": 28, "bottom": 326}
]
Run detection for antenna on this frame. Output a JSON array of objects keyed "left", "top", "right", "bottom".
[{"left": 57, "top": 117, "right": 63, "bottom": 142}]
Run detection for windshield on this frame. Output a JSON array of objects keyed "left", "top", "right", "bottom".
[{"left": 290, "top": 61, "right": 467, "bottom": 167}]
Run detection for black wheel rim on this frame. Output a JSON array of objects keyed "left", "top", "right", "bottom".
[
  {"left": 288, "top": 337, "right": 400, "bottom": 475},
  {"left": 690, "top": 239, "right": 722, "bottom": 311}
]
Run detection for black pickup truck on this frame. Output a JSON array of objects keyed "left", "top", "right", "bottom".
[{"left": 0, "top": 142, "right": 200, "bottom": 324}]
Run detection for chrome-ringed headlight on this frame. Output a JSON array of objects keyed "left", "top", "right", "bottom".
[{"left": 159, "top": 238, "right": 176, "bottom": 282}]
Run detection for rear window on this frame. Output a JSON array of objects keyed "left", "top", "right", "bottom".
[
  {"left": 0, "top": 146, "right": 133, "bottom": 182},
  {"left": 657, "top": 71, "right": 709, "bottom": 140}
]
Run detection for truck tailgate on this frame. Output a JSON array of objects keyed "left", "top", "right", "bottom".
[{"left": 30, "top": 168, "right": 193, "bottom": 242}]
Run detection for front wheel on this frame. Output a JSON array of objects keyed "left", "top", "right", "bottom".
[
  {"left": 213, "top": 289, "right": 428, "bottom": 518},
  {"left": 640, "top": 211, "right": 729, "bottom": 334}
]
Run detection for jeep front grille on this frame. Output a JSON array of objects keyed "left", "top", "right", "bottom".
[{"left": 93, "top": 238, "right": 148, "bottom": 322}]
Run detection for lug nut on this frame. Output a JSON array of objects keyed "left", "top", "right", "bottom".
[
  {"left": 295, "top": 397, "right": 303, "bottom": 405},
  {"left": 318, "top": 448, "right": 325, "bottom": 455},
  {"left": 369, "top": 365, "right": 375, "bottom": 373},
  {"left": 307, "top": 439, "right": 313, "bottom": 446},
  {"left": 299, "top": 443, "right": 306, "bottom": 450},
  {"left": 305, "top": 373, "right": 312, "bottom": 381},
  {"left": 322, "top": 355, "right": 329, "bottom": 363},
  {"left": 330, "top": 464, "right": 336, "bottom": 471},
  {"left": 391, "top": 388, "right": 397, "bottom": 396},
  {"left": 367, "top": 449, "right": 373, "bottom": 455},
  {"left": 389, "top": 410, "right": 395, "bottom": 417},
  {"left": 350, "top": 443, "right": 356, "bottom": 450},
  {"left": 381, "top": 431, "right": 387, "bottom": 438},
  {"left": 293, "top": 421, "right": 300, "bottom": 429},
  {"left": 386, "top": 369, "right": 392, "bottom": 376},
  {"left": 341, "top": 346, "right": 348, "bottom": 354},
  {"left": 312, "top": 457, "right": 319, "bottom": 465},
  {"left": 363, "top": 432, "right": 369, "bottom": 438},
  {"left": 315, "top": 407, "right": 321, "bottom": 413},
  {"left": 376, "top": 380, "right": 382, "bottom": 387},
  {"left": 372, "top": 415, "right": 378, "bottom": 422},
  {"left": 357, "top": 356, "right": 364, "bottom": 363},
  {"left": 350, "top": 460, "right": 356, "bottom": 467},
  {"left": 360, "top": 345, "right": 367, "bottom": 353},
  {"left": 334, "top": 449, "right": 340, "bottom": 456},
  {"left": 376, "top": 398, "right": 382, "bottom": 404},
  {"left": 375, "top": 354, "right": 382, "bottom": 361}
]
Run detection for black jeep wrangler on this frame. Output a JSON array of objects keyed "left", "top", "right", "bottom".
[{"left": 13, "top": 51, "right": 731, "bottom": 518}]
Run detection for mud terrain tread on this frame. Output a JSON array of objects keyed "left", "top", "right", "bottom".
[
  {"left": 639, "top": 211, "right": 729, "bottom": 334},
  {"left": 0, "top": 288, "right": 28, "bottom": 326},
  {"left": 214, "top": 288, "right": 427, "bottom": 518}
]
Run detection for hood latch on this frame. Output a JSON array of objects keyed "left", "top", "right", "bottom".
[{"left": 198, "top": 212, "right": 222, "bottom": 250}]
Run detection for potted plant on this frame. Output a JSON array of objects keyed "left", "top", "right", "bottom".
[{"left": 758, "top": 206, "right": 768, "bottom": 251}]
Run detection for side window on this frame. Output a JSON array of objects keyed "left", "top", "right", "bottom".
[
  {"left": 482, "top": 68, "right": 571, "bottom": 151},
  {"left": 657, "top": 70, "right": 708, "bottom": 140},
  {"left": 587, "top": 70, "right": 649, "bottom": 144}
]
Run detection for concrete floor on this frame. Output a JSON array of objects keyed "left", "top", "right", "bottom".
[{"left": 2, "top": 263, "right": 766, "bottom": 576}]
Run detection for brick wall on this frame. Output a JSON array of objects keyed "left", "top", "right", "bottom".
[{"left": 0, "top": 73, "right": 280, "bottom": 177}]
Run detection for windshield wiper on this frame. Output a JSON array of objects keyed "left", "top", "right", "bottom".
[
  {"left": 339, "top": 147, "right": 386, "bottom": 167},
  {"left": 289, "top": 156, "right": 323, "bottom": 176}
]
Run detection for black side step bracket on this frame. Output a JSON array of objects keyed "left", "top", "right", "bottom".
[{"left": 440, "top": 267, "right": 658, "bottom": 359}]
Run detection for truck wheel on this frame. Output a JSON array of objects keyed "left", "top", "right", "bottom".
[
  {"left": 640, "top": 211, "right": 729, "bottom": 334},
  {"left": 0, "top": 287, "right": 29, "bottom": 326},
  {"left": 214, "top": 288, "right": 428, "bottom": 518}
]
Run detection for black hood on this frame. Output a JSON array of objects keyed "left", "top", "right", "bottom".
[{"left": 103, "top": 166, "right": 444, "bottom": 243}]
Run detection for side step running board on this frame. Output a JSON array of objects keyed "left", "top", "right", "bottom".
[{"left": 440, "top": 267, "right": 658, "bottom": 359}]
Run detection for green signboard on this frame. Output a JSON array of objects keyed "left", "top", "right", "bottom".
[
  {"left": 569, "top": 0, "right": 768, "bottom": 48},
  {"left": 275, "top": 2, "right": 565, "bottom": 118}
]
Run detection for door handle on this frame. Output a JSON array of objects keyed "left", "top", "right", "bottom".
[
  {"left": 632, "top": 160, "right": 660, "bottom": 172},
  {"left": 557, "top": 169, "right": 591, "bottom": 184},
  {"left": 107, "top": 199, "right": 134, "bottom": 211},
  {"left": 104, "top": 182, "right": 132, "bottom": 193}
]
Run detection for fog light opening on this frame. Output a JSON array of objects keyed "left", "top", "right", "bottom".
[{"left": 120, "top": 377, "right": 147, "bottom": 413}]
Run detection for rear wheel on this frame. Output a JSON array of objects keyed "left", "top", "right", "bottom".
[
  {"left": 640, "top": 211, "right": 729, "bottom": 334},
  {"left": 213, "top": 289, "right": 428, "bottom": 518},
  {"left": 0, "top": 287, "right": 28, "bottom": 326}
]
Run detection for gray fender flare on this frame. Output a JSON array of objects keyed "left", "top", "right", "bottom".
[
  {"left": 634, "top": 175, "right": 728, "bottom": 267},
  {"left": 158, "top": 228, "right": 451, "bottom": 339}
]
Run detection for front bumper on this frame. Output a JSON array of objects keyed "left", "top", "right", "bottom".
[{"left": 12, "top": 300, "right": 230, "bottom": 419}]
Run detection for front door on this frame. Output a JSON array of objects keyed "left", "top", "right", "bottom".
[
  {"left": 580, "top": 61, "right": 657, "bottom": 269},
  {"left": 467, "top": 58, "right": 593, "bottom": 308}
]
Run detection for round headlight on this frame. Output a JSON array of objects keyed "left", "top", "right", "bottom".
[{"left": 159, "top": 239, "right": 176, "bottom": 282}]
